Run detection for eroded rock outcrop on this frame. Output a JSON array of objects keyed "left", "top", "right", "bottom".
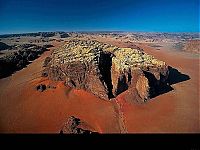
[
  {"left": 111, "top": 48, "right": 169, "bottom": 102},
  {"left": 60, "top": 116, "right": 98, "bottom": 134},
  {"left": 0, "top": 44, "right": 48, "bottom": 78},
  {"left": 43, "top": 39, "right": 169, "bottom": 102},
  {"left": 43, "top": 40, "right": 114, "bottom": 100}
]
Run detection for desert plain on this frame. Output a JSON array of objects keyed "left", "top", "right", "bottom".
[{"left": 0, "top": 32, "right": 199, "bottom": 133}]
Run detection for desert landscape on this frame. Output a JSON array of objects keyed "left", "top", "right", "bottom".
[
  {"left": 0, "top": 32, "right": 199, "bottom": 133},
  {"left": 0, "top": 0, "right": 199, "bottom": 136}
]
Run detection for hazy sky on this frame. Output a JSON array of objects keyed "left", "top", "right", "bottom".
[{"left": 0, "top": 0, "right": 199, "bottom": 34}]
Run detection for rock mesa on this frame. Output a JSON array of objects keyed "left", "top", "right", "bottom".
[{"left": 43, "top": 39, "right": 169, "bottom": 103}]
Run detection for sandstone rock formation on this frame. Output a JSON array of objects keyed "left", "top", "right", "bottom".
[
  {"left": 60, "top": 116, "right": 97, "bottom": 134},
  {"left": 111, "top": 47, "right": 169, "bottom": 102},
  {"left": 43, "top": 39, "right": 169, "bottom": 103},
  {"left": 0, "top": 44, "right": 48, "bottom": 78}
]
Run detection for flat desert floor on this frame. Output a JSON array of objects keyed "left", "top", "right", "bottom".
[{"left": 0, "top": 38, "right": 199, "bottom": 133}]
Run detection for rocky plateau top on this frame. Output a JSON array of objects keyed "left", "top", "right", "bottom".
[{"left": 43, "top": 39, "right": 169, "bottom": 103}]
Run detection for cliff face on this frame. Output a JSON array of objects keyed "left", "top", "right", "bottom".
[
  {"left": 111, "top": 48, "right": 168, "bottom": 102},
  {"left": 43, "top": 39, "right": 169, "bottom": 103},
  {"left": 43, "top": 40, "right": 110, "bottom": 100}
]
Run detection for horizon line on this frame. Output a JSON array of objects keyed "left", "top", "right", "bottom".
[{"left": 0, "top": 30, "right": 199, "bottom": 35}]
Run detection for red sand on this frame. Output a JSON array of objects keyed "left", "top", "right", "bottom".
[
  {"left": 116, "top": 42, "right": 199, "bottom": 133},
  {"left": 0, "top": 41, "right": 121, "bottom": 133},
  {"left": 0, "top": 39, "right": 199, "bottom": 133}
]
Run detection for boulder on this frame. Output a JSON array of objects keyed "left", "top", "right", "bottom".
[
  {"left": 36, "top": 84, "right": 46, "bottom": 92},
  {"left": 60, "top": 116, "right": 97, "bottom": 134}
]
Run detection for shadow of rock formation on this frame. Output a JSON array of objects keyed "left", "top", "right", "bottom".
[
  {"left": 99, "top": 51, "right": 114, "bottom": 99},
  {"left": 167, "top": 66, "right": 190, "bottom": 85},
  {"left": 150, "top": 66, "right": 190, "bottom": 98}
]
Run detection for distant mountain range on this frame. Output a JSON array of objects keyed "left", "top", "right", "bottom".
[{"left": 0, "top": 32, "right": 69, "bottom": 38}]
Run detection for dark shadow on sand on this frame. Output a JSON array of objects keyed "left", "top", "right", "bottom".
[
  {"left": 150, "top": 66, "right": 190, "bottom": 98},
  {"left": 167, "top": 66, "right": 190, "bottom": 85},
  {"left": 0, "top": 61, "right": 32, "bottom": 79}
]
